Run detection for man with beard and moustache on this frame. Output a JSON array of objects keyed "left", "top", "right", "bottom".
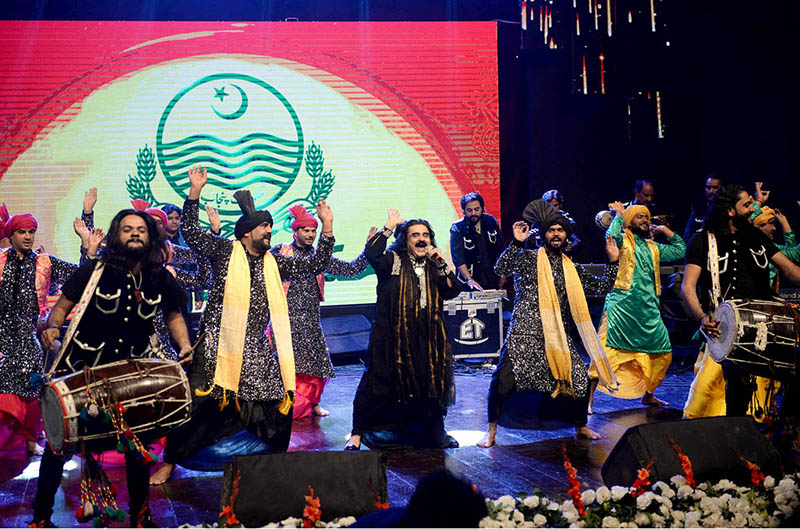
[
  {"left": 270, "top": 205, "right": 370, "bottom": 419},
  {"left": 149, "top": 165, "right": 334, "bottom": 485},
  {"left": 477, "top": 201, "right": 620, "bottom": 447},
  {"left": 0, "top": 212, "right": 78, "bottom": 458},
  {"left": 683, "top": 173, "right": 723, "bottom": 241},
  {"left": 450, "top": 192, "right": 504, "bottom": 291},
  {"left": 588, "top": 201, "right": 686, "bottom": 414},
  {"left": 33, "top": 209, "right": 192, "bottom": 527},
  {"left": 345, "top": 210, "right": 462, "bottom": 450},
  {"left": 682, "top": 185, "right": 800, "bottom": 419}
]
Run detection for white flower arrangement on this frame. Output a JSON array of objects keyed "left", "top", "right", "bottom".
[{"left": 477, "top": 472, "right": 800, "bottom": 528}]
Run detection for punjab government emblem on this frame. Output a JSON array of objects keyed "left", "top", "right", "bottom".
[{"left": 127, "top": 73, "right": 334, "bottom": 238}]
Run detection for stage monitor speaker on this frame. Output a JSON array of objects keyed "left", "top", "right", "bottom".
[
  {"left": 601, "top": 417, "right": 781, "bottom": 487},
  {"left": 221, "top": 451, "right": 388, "bottom": 526}
]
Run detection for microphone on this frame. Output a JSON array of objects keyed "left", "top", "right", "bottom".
[{"left": 428, "top": 248, "right": 447, "bottom": 268}]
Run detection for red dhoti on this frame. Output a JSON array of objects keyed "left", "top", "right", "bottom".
[{"left": 293, "top": 374, "right": 329, "bottom": 419}]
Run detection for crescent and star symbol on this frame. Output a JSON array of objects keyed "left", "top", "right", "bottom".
[{"left": 211, "top": 84, "right": 248, "bottom": 120}]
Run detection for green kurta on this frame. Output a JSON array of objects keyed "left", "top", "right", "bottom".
[{"left": 603, "top": 216, "right": 686, "bottom": 354}]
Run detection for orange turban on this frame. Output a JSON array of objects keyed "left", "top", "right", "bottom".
[
  {"left": 622, "top": 205, "right": 650, "bottom": 228},
  {"left": 752, "top": 206, "right": 775, "bottom": 227}
]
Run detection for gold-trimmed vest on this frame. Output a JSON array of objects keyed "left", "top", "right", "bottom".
[{"left": 613, "top": 230, "right": 661, "bottom": 296}]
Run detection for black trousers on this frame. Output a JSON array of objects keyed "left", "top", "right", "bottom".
[
  {"left": 722, "top": 364, "right": 757, "bottom": 417},
  {"left": 165, "top": 365, "right": 291, "bottom": 464},
  {"left": 32, "top": 445, "right": 149, "bottom": 523},
  {"left": 487, "top": 347, "right": 589, "bottom": 427}
]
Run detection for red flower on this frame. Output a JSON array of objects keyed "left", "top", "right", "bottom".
[
  {"left": 667, "top": 437, "right": 696, "bottom": 488},
  {"left": 372, "top": 491, "right": 390, "bottom": 510},
  {"left": 219, "top": 470, "right": 241, "bottom": 527},
  {"left": 303, "top": 486, "right": 322, "bottom": 528},
  {"left": 736, "top": 453, "right": 765, "bottom": 487},
  {"left": 630, "top": 460, "right": 655, "bottom": 497},
  {"left": 562, "top": 444, "right": 586, "bottom": 517}
]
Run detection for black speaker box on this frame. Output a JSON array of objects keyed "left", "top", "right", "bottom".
[
  {"left": 220, "top": 451, "right": 388, "bottom": 526},
  {"left": 601, "top": 417, "right": 781, "bottom": 487}
]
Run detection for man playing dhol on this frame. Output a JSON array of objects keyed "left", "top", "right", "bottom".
[
  {"left": 33, "top": 209, "right": 192, "bottom": 527},
  {"left": 449, "top": 192, "right": 504, "bottom": 291},
  {"left": 345, "top": 210, "right": 462, "bottom": 450},
  {"left": 478, "top": 200, "right": 619, "bottom": 447},
  {"left": 682, "top": 185, "right": 800, "bottom": 419},
  {"left": 588, "top": 201, "right": 686, "bottom": 413},
  {"left": 271, "top": 204, "right": 369, "bottom": 419},
  {"left": 150, "top": 165, "right": 334, "bottom": 485}
]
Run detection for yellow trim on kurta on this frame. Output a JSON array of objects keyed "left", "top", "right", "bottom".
[{"left": 613, "top": 230, "right": 661, "bottom": 296}]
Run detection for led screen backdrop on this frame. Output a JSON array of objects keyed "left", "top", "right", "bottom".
[{"left": 0, "top": 21, "right": 499, "bottom": 305}]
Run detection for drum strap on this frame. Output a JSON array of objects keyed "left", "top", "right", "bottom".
[
  {"left": 46, "top": 261, "right": 106, "bottom": 376},
  {"left": 707, "top": 232, "right": 722, "bottom": 310}
]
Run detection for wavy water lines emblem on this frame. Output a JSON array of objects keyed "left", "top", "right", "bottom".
[{"left": 156, "top": 73, "right": 304, "bottom": 213}]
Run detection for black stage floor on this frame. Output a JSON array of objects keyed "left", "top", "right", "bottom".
[{"left": 0, "top": 356, "right": 698, "bottom": 527}]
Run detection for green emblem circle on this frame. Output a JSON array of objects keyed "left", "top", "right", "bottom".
[{"left": 156, "top": 73, "right": 304, "bottom": 214}]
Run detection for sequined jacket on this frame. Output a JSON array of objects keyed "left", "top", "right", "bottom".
[
  {"left": 0, "top": 250, "right": 77, "bottom": 397},
  {"left": 270, "top": 242, "right": 369, "bottom": 378},
  {"left": 181, "top": 199, "right": 334, "bottom": 401},
  {"left": 495, "top": 240, "right": 618, "bottom": 394}
]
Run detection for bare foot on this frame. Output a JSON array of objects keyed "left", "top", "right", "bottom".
[
  {"left": 312, "top": 404, "right": 330, "bottom": 417},
  {"left": 27, "top": 440, "right": 43, "bottom": 456},
  {"left": 344, "top": 434, "right": 361, "bottom": 450},
  {"left": 477, "top": 423, "right": 497, "bottom": 448},
  {"left": 575, "top": 426, "right": 601, "bottom": 440},
  {"left": 641, "top": 393, "right": 669, "bottom": 407},
  {"left": 149, "top": 463, "right": 175, "bottom": 486}
]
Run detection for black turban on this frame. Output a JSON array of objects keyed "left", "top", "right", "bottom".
[
  {"left": 233, "top": 190, "right": 273, "bottom": 239},
  {"left": 522, "top": 199, "right": 573, "bottom": 237}
]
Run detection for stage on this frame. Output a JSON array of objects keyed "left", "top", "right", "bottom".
[{"left": 0, "top": 355, "right": 697, "bottom": 527}]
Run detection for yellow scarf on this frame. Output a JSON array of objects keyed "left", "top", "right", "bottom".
[
  {"left": 197, "top": 242, "right": 296, "bottom": 414},
  {"left": 537, "top": 248, "right": 618, "bottom": 397}
]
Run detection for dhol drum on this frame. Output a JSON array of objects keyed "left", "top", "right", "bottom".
[
  {"left": 40, "top": 359, "right": 191, "bottom": 453},
  {"left": 708, "top": 299, "right": 800, "bottom": 380}
]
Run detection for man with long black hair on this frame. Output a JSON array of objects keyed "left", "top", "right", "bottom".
[
  {"left": 33, "top": 209, "right": 192, "bottom": 527},
  {"left": 345, "top": 210, "right": 462, "bottom": 450},
  {"left": 682, "top": 184, "right": 800, "bottom": 418}
]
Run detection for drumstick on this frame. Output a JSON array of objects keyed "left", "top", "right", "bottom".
[{"left": 178, "top": 332, "right": 206, "bottom": 363}]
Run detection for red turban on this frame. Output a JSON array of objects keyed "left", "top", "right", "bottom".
[
  {"left": 0, "top": 203, "right": 8, "bottom": 239},
  {"left": 131, "top": 199, "right": 168, "bottom": 230},
  {"left": 5, "top": 213, "right": 38, "bottom": 236},
  {"left": 289, "top": 205, "right": 318, "bottom": 231}
]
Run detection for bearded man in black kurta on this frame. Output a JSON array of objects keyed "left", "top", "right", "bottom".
[{"left": 345, "top": 210, "right": 462, "bottom": 451}]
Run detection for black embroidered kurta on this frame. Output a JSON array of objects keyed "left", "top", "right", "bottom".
[
  {"left": 351, "top": 230, "right": 461, "bottom": 438},
  {"left": 0, "top": 250, "right": 76, "bottom": 397},
  {"left": 180, "top": 199, "right": 334, "bottom": 402},
  {"left": 495, "top": 242, "right": 618, "bottom": 396}
]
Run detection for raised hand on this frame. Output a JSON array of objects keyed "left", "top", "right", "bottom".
[
  {"left": 650, "top": 224, "right": 674, "bottom": 238},
  {"left": 87, "top": 228, "right": 105, "bottom": 257},
  {"left": 187, "top": 165, "right": 207, "bottom": 200},
  {"left": 386, "top": 209, "right": 404, "bottom": 231},
  {"left": 605, "top": 235, "right": 620, "bottom": 262},
  {"left": 73, "top": 217, "right": 90, "bottom": 246},
  {"left": 83, "top": 187, "right": 98, "bottom": 215},
  {"left": 317, "top": 198, "right": 333, "bottom": 222},
  {"left": 204, "top": 204, "right": 221, "bottom": 234},
  {"left": 754, "top": 181, "right": 770, "bottom": 205},
  {"left": 512, "top": 221, "right": 529, "bottom": 242},
  {"left": 608, "top": 201, "right": 625, "bottom": 216},
  {"left": 366, "top": 226, "right": 379, "bottom": 242}
]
